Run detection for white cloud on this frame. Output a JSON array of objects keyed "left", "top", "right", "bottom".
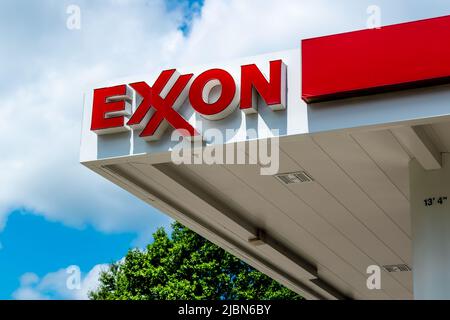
[
  {"left": 0, "top": 0, "right": 184, "bottom": 240},
  {"left": 19, "top": 272, "right": 40, "bottom": 286},
  {"left": 12, "top": 287, "right": 48, "bottom": 300},
  {"left": 13, "top": 264, "right": 108, "bottom": 300}
]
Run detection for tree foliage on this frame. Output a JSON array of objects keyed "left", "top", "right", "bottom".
[{"left": 90, "top": 222, "right": 301, "bottom": 300}]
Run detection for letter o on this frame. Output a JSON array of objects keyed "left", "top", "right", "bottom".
[{"left": 189, "top": 69, "right": 238, "bottom": 120}]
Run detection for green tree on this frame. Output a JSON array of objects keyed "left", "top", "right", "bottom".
[{"left": 90, "top": 221, "right": 301, "bottom": 300}]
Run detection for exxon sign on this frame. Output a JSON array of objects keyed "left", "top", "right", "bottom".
[{"left": 90, "top": 60, "right": 287, "bottom": 141}]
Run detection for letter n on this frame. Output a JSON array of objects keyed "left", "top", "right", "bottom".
[{"left": 240, "top": 59, "right": 287, "bottom": 113}]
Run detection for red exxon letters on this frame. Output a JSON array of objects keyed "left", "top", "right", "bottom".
[{"left": 90, "top": 60, "right": 287, "bottom": 141}]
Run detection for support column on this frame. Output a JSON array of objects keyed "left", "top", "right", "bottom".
[{"left": 410, "top": 153, "right": 450, "bottom": 299}]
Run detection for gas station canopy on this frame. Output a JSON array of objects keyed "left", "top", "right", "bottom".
[{"left": 81, "top": 15, "right": 450, "bottom": 299}]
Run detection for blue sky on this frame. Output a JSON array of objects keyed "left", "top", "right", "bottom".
[
  {"left": 0, "top": 211, "right": 134, "bottom": 299},
  {"left": 0, "top": 0, "right": 449, "bottom": 299}
]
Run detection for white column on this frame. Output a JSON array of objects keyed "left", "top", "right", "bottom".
[{"left": 410, "top": 153, "right": 450, "bottom": 299}]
